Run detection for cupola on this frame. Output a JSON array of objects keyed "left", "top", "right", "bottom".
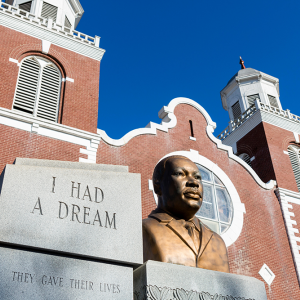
[
  {"left": 220, "top": 58, "right": 281, "bottom": 121},
  {"left": 12, "top": 0, "right": 84, "bottom": 29}
]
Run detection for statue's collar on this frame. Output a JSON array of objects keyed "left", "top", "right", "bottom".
[{"left": 148, "top": 208, "right": 201, "bottom": 232}]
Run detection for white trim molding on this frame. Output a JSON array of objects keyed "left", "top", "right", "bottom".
[
  {"left": 9, "top": 58, "right": 19, "bottom": 64},
  {"left": 0, "top": 106, "right": 100, "bottom": 163},
  {"left": 275, "top": 187, "right": 300, "bottom": 283},
  {"left": 62, "top": 77, "right": 74, "bottom": 83},
  {"left": 0, "top": 2, "right": 105, "bottom": 61},
  {"left": 42, "top": 40, "right": 51, "bottom": 54},
  {"left": 97, "top": 97, "right": 276, "bottom": 190},
  {"left": 148, "top": 149, "right": 246, "bottom": 247},
  {"left": 259, "top": 264, "right": 275, "bottom": 286}
]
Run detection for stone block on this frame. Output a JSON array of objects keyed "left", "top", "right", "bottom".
[
  {"left": 0, "top": 246, "right": 132, "bottom": 300},
  {"left": 133, "top": 261, "right": 267, "bottom": 300},
  {"left": 0, "top": 163, "right": 142, "bottom": 266},
  {"left": 14, "top": 157, "right": 128, "bottom": 172}
]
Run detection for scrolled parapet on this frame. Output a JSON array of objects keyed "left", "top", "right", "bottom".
[{"left": 134, "top": 285, "right": 255, "bottom": 300}]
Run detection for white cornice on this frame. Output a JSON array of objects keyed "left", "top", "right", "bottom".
[
  {"left": 0, "top": 7, "right": 105, "bottom": 61},
  {"left": 222, "top": 108, "right": 300, "bottom": 147},
  {"left": 71, "top": 0, "right": 84, "bottom": 15},
  {"left": 97, "top": 97, "right": 276, "bottom": 190},
  {"left": 0, "top": 107, "right": 100, "bottom": 149}
]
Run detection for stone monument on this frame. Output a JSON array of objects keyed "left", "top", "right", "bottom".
[{"left": 0, "top": 158, "right": 143, "bottom": 299}]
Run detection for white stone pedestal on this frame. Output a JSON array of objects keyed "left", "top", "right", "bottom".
[{"left": 134, "top": 261, "right": 268, "bottom": 300}]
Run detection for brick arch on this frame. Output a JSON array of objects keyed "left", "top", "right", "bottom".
[
  {"left": 9, "top": 43, "right": 74, "bottom": 79},
  {"left": 10, "top": 43, "right": 42, "bottom": 61},
  {"left": 47, "top": 48, "right": 74, "bottom": 79},
  {"left": 236, "top": 144, "right": 254, "bottom": 158},
  {"left": 18, "top": 52, "right": 66, "bottom": 78},
  {"left": 282, "top": 136, "right": 299, "bottom": 150}
]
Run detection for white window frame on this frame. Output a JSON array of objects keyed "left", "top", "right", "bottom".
[
  {"left": 12, "top": 55, "right": 62, "bottom": 122},
  {"left": 148, "top": 149, "right": 245, "bottom": 247}
]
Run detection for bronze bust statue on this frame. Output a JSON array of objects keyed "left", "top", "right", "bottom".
[{"left": 143, "top": 155, "right": 230, "bottom": 272}]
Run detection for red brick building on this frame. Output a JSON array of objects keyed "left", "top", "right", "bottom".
[{"left": 0, "top": 1, "right": 300, "bottom": 299}]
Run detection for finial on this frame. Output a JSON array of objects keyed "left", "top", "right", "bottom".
[{"left": 239, "top": 56, "right": 246, "bottom": 69}]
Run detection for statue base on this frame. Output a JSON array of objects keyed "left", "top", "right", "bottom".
[{"left": 133, "top": 260, "right": 267, "bottom": 300}]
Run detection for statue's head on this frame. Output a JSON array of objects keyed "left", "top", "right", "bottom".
[{"left": 153, "top": 155, "right": 203, "bottom": 221}]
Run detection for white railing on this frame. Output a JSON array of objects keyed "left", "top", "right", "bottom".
[
  {"left": 0, "top": 1, "right": 100, "bottom": 47},
  {"left": 217, "top": 103, "right": 257, "bottom": 140},
  {"left": 217, "top": 99, "right": 300, "bottom": 140}
]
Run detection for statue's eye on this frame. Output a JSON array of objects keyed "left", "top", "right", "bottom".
[
  {"left": 195, "top": 175, "right": 201, "bottom": 180},
  {"left": 173, "top": 171, "right": 183, "bottom": 176}
]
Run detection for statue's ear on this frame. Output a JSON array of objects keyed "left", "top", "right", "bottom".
[{"left": 153, "top": 180, "right": 162, "bottom": 196}]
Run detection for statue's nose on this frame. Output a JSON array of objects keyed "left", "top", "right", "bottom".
[{"left": 186, "top": 177, "right": 199, "bottom": 187}]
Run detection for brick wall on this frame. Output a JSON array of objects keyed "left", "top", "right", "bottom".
[
  {"left": 236, "top": 123, "right": 276, "bottom": 183},
  {"left": 263, "top": 123, "right": 299, "bottom": 192},
  {"left": 0, "top": 25, "right": 100, "bottom": 133},
  {"left": 97, "top": 103, "right": 300, "bottom": 299},
  {"left": 0, "top": 124, "right": 85, "bottom": 174}
]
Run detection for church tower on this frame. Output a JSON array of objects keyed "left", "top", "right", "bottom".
[
  {"left": 0, "top": 0, "right": 105, "bottom": 166},
  {"left": 218, "top": 58, "right": 300, "bottom": 280},
  {"left": 0, "top": 0, "right": 104, "bottom": 133}
]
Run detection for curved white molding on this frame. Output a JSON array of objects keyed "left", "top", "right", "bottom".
[
  {"left": 98, "top": 97, "right": 276, "bottom": 190},
  {"left": 97, "top": 97, "right": 216, "bottom": 146},
  {"left": 148, "top": 149, "right": 245, "bottom": 247}
]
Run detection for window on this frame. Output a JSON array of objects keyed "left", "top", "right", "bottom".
[
  {"left": 41, "top": 1, "right": 58, "bottom": 22},
  {"left": 247, "top": 94, "right": 260, "bottom": 107},
  {"left": 239, "top": 153, "right": 251, "bottom": 167},
  {"left": 268, "top": 95, "right": 279, "bottom": 108},
  {"left": 19, "top": 1, "right": 32, "bottom": 12},
  {"left": 64, "top": 16, "right": 71, "bottom": 28},
  {"left": 231, "top": 101, "right": 241, "bottom": 120},
  {"left": 196, "top": 164, "right": 233, "bottom": 234},
  {"left": 5, "top": 0, "right": 14, "bottom": 5},
  {"left": 13, "top": 56, "right": 61, "bottom": 122},
  {"left": 288, "top": 146, "right": 300, "bottom": 192}
]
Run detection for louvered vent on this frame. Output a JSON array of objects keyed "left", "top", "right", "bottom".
[
  {"left": 13, "top": 56, "right": 61, "bottom": 122},
  {"left": 268, "top": 95, "right": 279, "bottom": 108},
  {"left": 247, "top": 94, "right": 260, "bottom": 107},
  {"left": 64, "top": 16, "right": 71, "bottom": 28},
  {"left": 288, "top": 147, "right": 300, "bottom": 192},
  {"left": 41, "top": 2, "right": 58, "bottom": 22},
  {"left": 231, "top": 101, "right": 241, "bottom": 120},
  {"left": 19, "top": 1, "right": 32, "bottom": 12},
  {"left": 68, "top": 0, "right": 77, "bottom": 13},
  {"left": 239, "top": 153, "right": 252, "bottom": 167},
  {"left": 36, "top": 65, "right": 60, "bottom": 122},
  {"left": 13, "top": 58, "right": 40, "bottom": 114}
]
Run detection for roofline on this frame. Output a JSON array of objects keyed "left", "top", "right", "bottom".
[{"left": 71, "top": 0, "right": 84, "bottom": 15}]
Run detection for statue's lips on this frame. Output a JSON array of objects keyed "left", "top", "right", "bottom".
[{"left": 183, "top": 189, "right": 201, "bottom": 199}]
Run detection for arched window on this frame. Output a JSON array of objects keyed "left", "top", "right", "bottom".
[
  {"left": 196, "top": 164, "right": 233, "bottom": 234},
  {"left": 288, "top": 146, "right": 300, "bottom": 191},
  {"left": 239, "top": 153, "right": 252, "bottom": 167},
  {"left": 13, "top": 56, "right": 62, "bottom": 122}
]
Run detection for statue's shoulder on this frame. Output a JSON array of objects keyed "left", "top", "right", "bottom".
[
  {"left": 200, "top": 221, "right": 227, "bottom": 247},
  {"left": 142, "top": 216, "right": 158, "bottom": 227}
]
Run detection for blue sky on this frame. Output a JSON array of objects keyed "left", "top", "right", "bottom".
[{"left": 77, "top": 0, "right": 300, "bottom": 139}]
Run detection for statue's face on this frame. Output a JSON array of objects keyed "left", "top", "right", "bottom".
[{"left": 159, "top": 157, "right": 203, "bottom": 220}]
